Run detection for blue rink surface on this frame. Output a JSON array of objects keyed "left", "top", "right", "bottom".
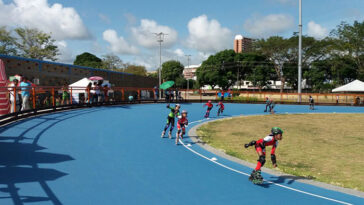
[{"left": 0, "top": 103, "right": 363, "bottom": 205}]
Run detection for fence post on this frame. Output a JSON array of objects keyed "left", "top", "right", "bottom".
[
  {"left": 32, "top": 87, "right": 36, "bottom": 109},
  {"left": 13, "top": 87, "right": 17, "bottom": 113},
  {"left": 70, "top": 87, "right": 73, "bottom": 104},
  {"left": 52, "top": 88, "right": 55, "bottom": 107},
  {"left": 122, "top": 89, "right": 125, "bottom": 101},
  {"left": 88, "top": 88, "right": 90, "bottom": 103},
  {"left": 138, "top": 89, "right": 141, "bottom": 101},
  {"left": 199, "top": 89, "right": 202, "bottom": 102},
  {"left": 215, "top": 90, "right": 218, "bottom": 100},
  {"left": 185, "top": 89, "right": 187, "bottom": 101}
]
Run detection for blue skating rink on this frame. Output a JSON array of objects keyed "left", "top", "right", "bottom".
[{"left": 0, "top": 103, "right": 363, "bottom": 205}]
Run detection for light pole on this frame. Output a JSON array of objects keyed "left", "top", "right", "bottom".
[
  {"left": 298, "top": 0, "right": 302, "bottom": 102},
  {"left": 154, "top": 32, "right": 167, "bottom": 98},
  {"left": 185, "top": 54, "right": 191, "bottom": 99}
]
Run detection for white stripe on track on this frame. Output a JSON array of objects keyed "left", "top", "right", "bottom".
[{"left": 180, "top": 118, "right": 353, "bottom": 205}]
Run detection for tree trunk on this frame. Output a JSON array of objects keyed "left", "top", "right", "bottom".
[{"left": 280, "top": 77, "right": 285, "bottom": 93}]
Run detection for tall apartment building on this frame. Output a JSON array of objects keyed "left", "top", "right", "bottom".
[{"left": 233, "top": 35, "right": 253, "bottom": 53}]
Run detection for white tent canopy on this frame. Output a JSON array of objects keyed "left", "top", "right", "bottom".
[
  {"left": 69, "top": 78, "right": 112, "bottom": 103},
  {"left": 332, "top": 80, "right": 364, "bottom": 93}
]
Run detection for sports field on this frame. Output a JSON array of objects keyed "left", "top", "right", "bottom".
[{"left": 0, "top": 103, "right": 363, "bottom": 204}]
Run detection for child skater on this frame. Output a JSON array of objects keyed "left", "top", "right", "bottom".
[
  {"left": 176, "top": 110, "right": 188, "bottom": 145},
  {"left": 203, "top": 100, "right": 213, "bottom": 118},
  {"left": 217, "top": 101, "right": 224, "bottom": 116},
  {"left": 244, "top": 127, "right": 284, "bottom": 184},
  {"left": 161, "top": 104, "right": 181, "bottom": 138}
]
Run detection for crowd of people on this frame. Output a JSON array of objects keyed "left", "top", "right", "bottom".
[
  {"left": 7, "top": 76, "right": 113, "bottom": 114},
  {"left": 8, "top": 76, "right": 32, "bottom": 113}
]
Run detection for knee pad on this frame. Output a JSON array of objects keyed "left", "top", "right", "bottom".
[{"left": 258, "top": 155, "right": 266, "bottom": 166}]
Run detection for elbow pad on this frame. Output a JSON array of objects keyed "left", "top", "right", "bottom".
[{"left": 271, "top": 154, "right": 277, "bottom": 164}]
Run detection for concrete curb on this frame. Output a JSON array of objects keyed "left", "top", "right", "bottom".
[{"left": 187, "top": 115, "right": 364, "bottom": 198}]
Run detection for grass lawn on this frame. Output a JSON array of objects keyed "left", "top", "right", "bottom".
[{"left": 197, "top": 114, "right": 364, "bottom": 191}]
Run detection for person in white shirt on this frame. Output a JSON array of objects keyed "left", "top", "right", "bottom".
[{"left": 8, "top": 79, "right": 20, "bottom": 113}]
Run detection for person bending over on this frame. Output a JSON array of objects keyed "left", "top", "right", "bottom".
[
  {"left": 244, "top": 127, "right": 284, "bottom": 184},
  {"left": 176, "top": 110, "right": 188, "bottom": 145},
  {"left": 203, "top": 100, "right": 213, "bottom": 118},
  {"left": 217, "top": 101, "right": 224, "bottom": 116},
  {"left": 161, "top": 104, "right": 181, "bottom": 138}
]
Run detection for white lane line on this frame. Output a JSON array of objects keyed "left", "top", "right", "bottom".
[{"left": 182, "top": 119, "right": 352, "bottom": 205}]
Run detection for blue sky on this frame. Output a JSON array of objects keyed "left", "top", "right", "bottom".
[{"left": 0, "top": 0, "right": 363, "bottom": 69}]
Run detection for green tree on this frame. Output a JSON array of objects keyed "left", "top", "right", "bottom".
[
  {"left": 124, "top": 64, "right": 147, "bottom": 76},
  {"left": 101, "top": 54, "right": 124, "bottom": 70},
  {"left": 331, "top": 21, "right": 364, "bottom": 75},
  {"left": 147, "top": 70, "right": 159, "bottom": 79},
  {"left": 197, "top": 50, "right": 239, "bottom": 89},
  {"left": 241, "top": 53, "right": 276, "bottom": 90},
  {"left": 74, "top": 52, "right": 103, "bottom": 68},
  {"left": 255, "top": 35, "right": 330, "bottom": 90},
  {"left": 14, "top": 27, "right": 59, "bottom": 61},
  {"left": 161, "top": 60, "right": 184, "bottom": 81},
  {"left": 0, "top": 27, "right": 17, "bottom": 55},
  {"left": 254, "top": 36, "right": 289, "bottom": 92}
]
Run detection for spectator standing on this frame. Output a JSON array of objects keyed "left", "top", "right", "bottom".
[
  {"left": 85, "top": 82, "right": 92, "bottom": 103},
  {"left": 220, "top": 90, "right": 225, "bottom": 101},
  {"left": 165, "top": 89, "right": 170, "bottom": 102},
  {"left": 62, "top": 84, "right": 70, "bottom": 105},
  {"left": 8, "top": 79, "right": 20, "bottom": 113},
  {"left": 175, "top": 88, "right": 179, "bottom": 101},
  {"left": 91, "top": 82, "right": 97, "bottom": 104},
  {"left": 170, "top": 89, "right": 174, "bottom": 102},
  {"left": 97, "top": 81, "right": 103, "bottom": 103},
  {"left": 309, "top": 95, "right": 315, "bottom": 110},
  {"left": 20, "top": 77, "right": 31, "bottom": 111},
  {"left": 103, "top": 85, "right": 109, "bottom": 102},
  {"left": 264, "top": 97, "right": 271, "bottom": 112},
  {"left": 154, "top": 86, "right": 159, "bottom": 100}
]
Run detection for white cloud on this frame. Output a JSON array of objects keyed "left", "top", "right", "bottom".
[
  {"left": 244, "top": 14, "right": 294, "bottom": 38},
  {"left": 124, "top": 13, "right": 137, "bottom": 25},
  {"left": 98, "top": 13, "right": 111, "bottom": 24},
  {"left": 131, "top": 19, "right": 178, "bottom": 48},
  {"left": 174, "top": 49, "right": 185, "bottom": 57},
  {"left": 103, "top": 29, "right": 139, "bottom": 55},
  {"left": 55, "top": 40, "right": 73, "bottom": 63},
  {"left": 186, "top": 15, "right": 232, "bottom": 53},
  {"left": 269, "top": 0, "right": 296, "bottom": 6},
  {"left": 307, "top": 21, "right": 328, "bottom": 39},
  {"left": 0, "top": 0, "right": 90, "bottom": 40}
]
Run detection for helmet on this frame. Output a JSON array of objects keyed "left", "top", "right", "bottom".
[
  {"left": 181, "top": 110, "right": 188, "bottom": 114},
  {"left": 208, "top": 100, "right": 211, "bottom": 103},
  {"left": 175, "top": 104, "right": 181, "bottom": 107},
  {"left": 271, "top": 127, "right": 283, "bottom": 135}
]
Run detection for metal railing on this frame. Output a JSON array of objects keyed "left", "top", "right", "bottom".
[{"left": 1, "top": 86, "right": 363, "bottom": 125}]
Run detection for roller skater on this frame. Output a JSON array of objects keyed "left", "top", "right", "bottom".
[
  {"left": 244, "top": 127, "right": 284, "bottom": 184},
  {"left": 203, "top": 100, "right": 213, "bottom": 118},
  {"left": 309, "top": 95, "right": 314, "bottom": 110},
  {"left": 176, "top": 110, "right": 188, "bottom": 145},
  {"left": 161, "top": 104, "right": 180, "bottom": 138},
  {"left": 217, "top": 101, "right": 224, "bottom": 116}
]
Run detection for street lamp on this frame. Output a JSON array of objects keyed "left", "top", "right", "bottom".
[
  {"left": 298, "top": 0, "right": 302, "bottom": 102},
  {"left": 185, "top": 55, "right": 191, "bottom": 99},
  {"left": 154, "top": 32, "right": 168, "bottom": 98}
]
